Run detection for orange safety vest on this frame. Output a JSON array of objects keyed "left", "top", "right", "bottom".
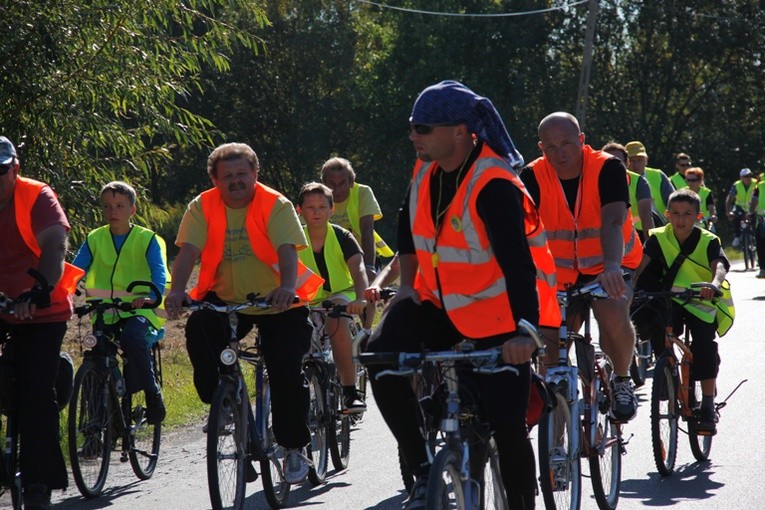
[
  {"left": 191, "top": 182, "right": 323, "bottom": 302},
  {"left": 528, "top": 145, "right": 643, "bottom": 289},
  {"left": 409, "top": 144, "right": 560, "bottom": 337},
  {"left": 14, "top": 177, "right": 84, "bottom": 300}
]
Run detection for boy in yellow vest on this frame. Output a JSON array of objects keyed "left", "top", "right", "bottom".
[
  {"left": 73, "top": 181, "right": 169, "bottom": 425},
  {"left": 297, "top": 182, "right": 370, "bottom": 413},
  {"left": 635, "top": 188, "right": 734, "bottom": 435}
]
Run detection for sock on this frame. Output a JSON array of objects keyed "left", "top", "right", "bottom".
[
  {"left": 702, "top": 394, "right": 715, "bottom": 411},
  {"left": 342, "top": 385, "right": 357, "bottom": 399}
]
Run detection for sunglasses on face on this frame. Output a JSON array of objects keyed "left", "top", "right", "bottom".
[
  {"left": 677, "top": 163, "right": 691, "bottom": 167},
  {"left": 408, "top": 123, "right": 457, "bottom": 135},
  {"left": 685, "top": 178, "right": 700, "bottom": 182},
  {"left": 0, "top": 163, "right": 13, "bottom": 176}
]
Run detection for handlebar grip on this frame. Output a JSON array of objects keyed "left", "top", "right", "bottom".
[{"left": 125, "top": 280, "right": 162, "bottom": 309}]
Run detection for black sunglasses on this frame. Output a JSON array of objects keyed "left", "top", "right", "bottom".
[
  {"left": 408, "top": 123, "right": 457, "bottom": 135},
  {"left": 0, "top": 163, "right": 13, "bottom": 176},
  {"left": 677, "top": 163, "right": 691, "bottom": 167},
  {"left": 685, "top": 177, "right": 700, "bottom": 182}
]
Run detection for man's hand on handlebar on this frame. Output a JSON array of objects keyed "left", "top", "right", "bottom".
[
  {"left": 596, "top": 265, "right": 627, "bottom": 298},
  {"left": 265, "top": 285, "right": 297, "bottom": 311},
  {"left": 165, "top": 289, "right": 191, "bottom": 319},
  {"left": 501, "top": 336, "right": 537, "bottom": 365}
]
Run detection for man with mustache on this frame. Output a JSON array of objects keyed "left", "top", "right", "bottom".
[{"left": 165, "top": 142, "right": 323, "bottom": 485}]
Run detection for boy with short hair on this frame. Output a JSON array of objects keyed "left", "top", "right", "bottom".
[
  {"left": 635, "top": 188, "right": 734, "bottom": 434},
  {"left": 73, "top": 181, "right": 169, "bottom": 424},
  {"left": 297, "top": 182, "right": 369, "bottom": 413}
]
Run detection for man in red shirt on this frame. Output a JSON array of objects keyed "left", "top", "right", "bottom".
[{"left": 0, "top": 136, "right": 82, "bottom": 509}]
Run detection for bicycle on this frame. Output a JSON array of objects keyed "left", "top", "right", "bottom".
[
  {"left": 538, "top": 280, "right": 626, "bottom": 510},
  {"left": 733, "top": 206, "right": 757, "bottom": 270},
  {"left": 629, "top": 303, "right": 654, "bottom": 388},
  {"left": 633, "top": 284, "right": 746, "bottom": 476},
  {"left": 186, "top": 295, "right": 304, "bottom": 510},
  {"left": 67, "top": 280, "right": 163, "bottom": 498},
  {"left": 357, "top": 319, "right": 539, "bottom": 510}
]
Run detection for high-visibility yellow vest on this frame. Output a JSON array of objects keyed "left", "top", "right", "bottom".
[
  {"left": 298, "top": 224, "right": 355, "bottom": 304},
  {"left": 651, "top": 225, "right": 735, "bottom": 336},
  {"left": 84, "top": 225, "right": 169, "bottom": 329},
  {"left": 346, "top": 183, "right": 395, "bottom": 258}
]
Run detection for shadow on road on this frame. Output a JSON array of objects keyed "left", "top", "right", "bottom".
[{"left": 619, "top": 461, "right": 723, "bottom": 507}]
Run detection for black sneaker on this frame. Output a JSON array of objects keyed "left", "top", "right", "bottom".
[
  {"left": 696, "top": 407, "right": 718, "bottom": 435},
  {"left": 343, "top": 392, "right": 367, "bottom": 415},
  {"left": 23, "top": 484, "right": 51, "bottom": 510},
  {"left": 609, "top": 376, "right": 638, "bottom": 422},
  {"left": 403, "top": 477, "right": 427, "bottom": 510},
  {"left": 145, "top": 390, "right": 166, "bottom": 425}
]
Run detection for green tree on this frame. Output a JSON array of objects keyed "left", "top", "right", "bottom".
[{"left": 0, "top": 0, "right": 268, "bottom": 245}]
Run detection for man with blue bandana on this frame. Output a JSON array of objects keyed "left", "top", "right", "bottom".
[{"left": 366, "top": 81, "right": 551, "bottom": 509}]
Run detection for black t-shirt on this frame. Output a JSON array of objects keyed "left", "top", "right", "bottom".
[
  {"left": 637, "top": 227, "right": 729, "bottom": 291},
  {"left": 311, "top": 224, "right": 362, "bottom": 292},
  {"left": 397, "top": 143, "right": 539, "bottom": 328},
  {"left": 519, "top": 158, "right": 630, "bottom": 213}
]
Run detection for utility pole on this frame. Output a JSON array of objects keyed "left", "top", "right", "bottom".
[{"left": 576, "top": 0, "right": 599, "bottom": 131}]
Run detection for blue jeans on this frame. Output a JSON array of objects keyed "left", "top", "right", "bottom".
[{"left": 106, "top": 316, "right": 160, "bottom": 395}]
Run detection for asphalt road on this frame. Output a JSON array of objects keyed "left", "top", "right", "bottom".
[{"left": 4, "top": 260, "right": 762, "bottom": 509}]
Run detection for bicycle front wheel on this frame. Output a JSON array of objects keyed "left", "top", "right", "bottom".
[
  {"left": 588, "top": 374, "right": 622, "bottom": 510},
  {"left": 426, "top": 448, "right": 466, "bottom": 510},
  {"left": 327, "top": 375, "right": 351, "bottom": 471},
  {"left": 538, "top": 390, "right": 581, "bottom": 510},
  {"left": 481, "top": 437, "right": 508, "bottom": 510},
  {"left": 306, "top": 370, "right": 328, "bottom": 486},
  {"left": 207, "top": 382, "right": 246, "bottom": 510},
  {"left": 651, "top": 357, "right": 679, "bottom": 476},
  {"left": 259, "top": 374, "right": 291, "bottom": 508},
  {"left": 68, "top": 361, "right": 112, "bottom": 498},
  {"left": 126, "top": 390, "right": 161, "bottom": 479},
  {"left": 688, "top": 380, "right": 713, "bottom": 461}
]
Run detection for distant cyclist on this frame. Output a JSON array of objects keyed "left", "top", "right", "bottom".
[{"left": 725, "top": 167, "right": 756, "bottom": 247}]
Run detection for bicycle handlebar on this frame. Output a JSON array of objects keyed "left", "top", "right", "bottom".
[
  {"left": 557, "top": 272, "right": 632, "bottom": 305},
  {"left": 358, "top": 345, "right": 519, "bottom": 378},
  {"left": 633, "top": 282, "right": 722, "bottom": 302},
  {"left": 74, "top": 280, "right": 162, "bottom": 318},
  {"left": 184, "top": 293, "right": 299, "bottom": 314}
]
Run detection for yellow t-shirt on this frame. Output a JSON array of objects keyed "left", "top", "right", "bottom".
[
  {"left": 330, "top": 183, "right": 382, "bottom": 235},
  {"left": 176, "top": 193, "right": 307, "bottom": 312}
]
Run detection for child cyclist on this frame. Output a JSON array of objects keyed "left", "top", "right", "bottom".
[
  {"left": 297, "top": 182, "right": 370, "bottom": 414},
  {"left": 73, "top": 181, "right": 169, "bottom": 424},
  {"left": 635, "top": 188, "right": 735, "bottom": 434}
]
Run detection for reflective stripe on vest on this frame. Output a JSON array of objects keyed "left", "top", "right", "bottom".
[
  {"left": 83, "top": 225, "right": 168, "bottom": 329},
  {"left": 346, "top": 183, "right": 395, "bottom": 258},
  {"left": 14, "top": 177, "right": 85, "bottom": 298},
  {"left": 192, "top": 183, "right": 323, "bottom": 302},
  {"left": 298, "top": 224, "right": 355, "bottom": 303}
]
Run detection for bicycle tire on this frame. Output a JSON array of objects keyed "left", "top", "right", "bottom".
[
  {"left": 688, "top": 380, "right": 713, "bottom": 461},
  {"left": 327, "top": 375, "right": 351, "bottom": 471},
  {"left": 306, "top": 371, "right": 328, "bottom": 486},
  {"left": 630, "top": 336, "right": 652, "bottom": 388},
  {"left": 651, "top": 356, "right": 679, "bottom": 476},
  {"left": 481, "top": 437, "right": 508, "bottom": 510},
  {"left": 68, "top": 361, "right": 112, "bottom": 498},
  {"left": 747, "top": 229, "right": 758, "bottom": 270},
  {"left": 126, "top": 390, "right": 161, "bottom": 479},
  {"left": 588, "top": 373, "right": 622, "bottom": 510},
  {"left": 207, "top": 382, "right": 246, "bottom": 510},
  {"left": 259, "top": 374, "right": 291, "bottom": 508},
  {"left": 425, "top": 448, "right": 466, "bottom": 510},
  {"left": 538, "top": 389, "right": 581, "bottom": 510}
]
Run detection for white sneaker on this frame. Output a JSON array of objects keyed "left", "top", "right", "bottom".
[
  {"left": 732, "top": 236, "right": 741, "bottom": 247},
  {"left": 283, "top": 448, "right": 310, "bottom": 484}
]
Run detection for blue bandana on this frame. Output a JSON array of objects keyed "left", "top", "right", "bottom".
[{"left": 410, "top": 80, "right": 524, "bottom": 169}]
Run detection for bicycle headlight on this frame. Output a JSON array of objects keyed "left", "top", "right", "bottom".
[
  {"left": 220, "top": 348, "right": 238, "bottom": 366},
  {"left": 82, "top": 333, "right": 98, "bottom": 349}
]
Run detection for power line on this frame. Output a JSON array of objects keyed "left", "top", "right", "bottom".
[{"left": 355, "top": 0, "right": 589, "bottom": 18}]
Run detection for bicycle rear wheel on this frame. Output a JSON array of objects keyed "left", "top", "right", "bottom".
[
  {"left": 126, "top": 390, "right": 161, "bottom": 479},
  {"left": 651, "top": 357, "right": 679, "bottom": 476},
  {"left": 688, "top": 380, "right": 713, "bottom": 461},
  {"left": 588, "top": 373, "right": 622, "bottom": 510},
  {"left": 538, "top": 389, "right": 581, "bottom": 510},
  {"left": 306, "top": 371, "right": 328, "bottom": 486},
  {"left": 481, "top": 437, "right": 508, "bottom": 510},
  {"left": 426, "top": 448, "right": 466, "bottom": 510},
  {"left": 258, "top": 374, "right": 291, "bottom": 508},
  {"left": 207, "top": 382, "right": 246, "bottom": 510},
  {"left": 630, "top": 336, "right": 652, "bottom": 388},
  {"left": 68, "top": 361, "right": 112, "bottom": 498}
]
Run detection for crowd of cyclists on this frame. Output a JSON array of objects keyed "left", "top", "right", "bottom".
[{"left": 0, "top": 76, "right": 754, "bottom": 509}]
